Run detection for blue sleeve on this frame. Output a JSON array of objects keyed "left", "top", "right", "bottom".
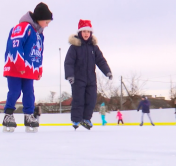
[
  {"left": 39, "top": 34, "right": 44, "bottom": 75},
  {"left": 148, "top": 100, "right": 151, "bottom": 106}
]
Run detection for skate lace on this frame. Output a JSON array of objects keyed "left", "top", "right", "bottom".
[
  {"left": 84, "top": 120, "right": 92, "bottom": 126},
  {"left": 25, "top": 114, "right": 37, "bottom": 123},
  {"left": 73, "top": 122, "right": 80, "bottom": 125},
  {"left": 4, "top": 114, "right": 15, "bottom": 123}
]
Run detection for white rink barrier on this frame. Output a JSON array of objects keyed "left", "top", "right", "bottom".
[{"left": 0, "top": 108, "right": 176, "bottom": 126}]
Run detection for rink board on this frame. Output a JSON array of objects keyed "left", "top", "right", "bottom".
[
  {"left": 0, "top": 108, "right": 176, "bottom": 126},
  {"left": 0, "top": 122, "right": 176, "bottom": 126},
  {"left": 0, "top": 122, "right": 175, "bottom": 126}
]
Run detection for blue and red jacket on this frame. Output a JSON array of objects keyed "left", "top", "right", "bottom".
[{"left": 3, "top": 22, "right": 44, "bottom": 80}]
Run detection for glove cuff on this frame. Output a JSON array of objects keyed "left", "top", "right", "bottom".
[
  {"left": 106, "top": 72, "right": 112, "bottom": 77},
  {"left": 67, "top": 77, "right": 74, "bottom": 80}
]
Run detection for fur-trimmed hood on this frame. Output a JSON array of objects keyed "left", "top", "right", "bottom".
[{"left": 68, "top": 34, "right": 98, "bottom": 46}]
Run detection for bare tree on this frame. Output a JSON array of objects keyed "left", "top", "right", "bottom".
[
  {"left": 37, "top": 103, "right": 60, "bottom": 113},
  {"left": 97, "top": 72, "right": 116, "bottom": 98},
  {"left": 50, "top": 91, "right": 56, "bottom": 103},
  {"left": 169, "top": 79, "right": 176, "bottom": 99},
  {"left": 96, "top": 71, "right": 120, "bottom": 110},
  {"left": 125, "top": 72, "right": 147, "bottom": 96},
  {"left": 58, "top": 91, "right": 72, "bottom": 103}
]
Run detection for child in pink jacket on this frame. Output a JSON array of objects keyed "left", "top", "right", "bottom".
[{"left": 116, "top": 109, "right": 124, "bottom": 125}]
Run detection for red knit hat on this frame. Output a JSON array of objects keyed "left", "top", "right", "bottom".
[{"left": 78, "top": 19, "right": 93, "bottom": 32}]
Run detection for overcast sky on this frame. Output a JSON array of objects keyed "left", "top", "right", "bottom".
[{"left": 0, "top": 0, "right": 176, "bottom": 102}]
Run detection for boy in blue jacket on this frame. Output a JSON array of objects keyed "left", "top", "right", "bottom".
[
  {"left": 64, "top": 19, "right": 112, "bottom": 130},
  {"left": 2, "top": 2, "right": 53, "bottom": 133},
  {"left": 137, "top": 95, "right": 155, "bottom": 126}
]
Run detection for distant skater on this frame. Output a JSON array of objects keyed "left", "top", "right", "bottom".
[
  {"left": 99, "top": 102, "right": 108, "bottom": 126},
  {"left": 137, "top": 95, "right": 155, "bottom": 126},
  {"left": 116, "top": 109, "right": 124, "bottom": 125}
]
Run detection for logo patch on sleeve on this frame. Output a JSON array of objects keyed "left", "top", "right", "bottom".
[
  {"left": 13, "top": 26, "right": 21, "bottom": 34},
  {"left": 11, "top": 23, "right": 30, "bottom": 39}
]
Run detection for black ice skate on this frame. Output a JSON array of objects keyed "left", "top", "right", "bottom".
[
  {"left": 34, "top": 107, "right": 41, "bottom": 123},
  {"left": 72, "top": 122, "right": 80, "bottom": 130},
  {"left": 151, "top": 122, "right": 155, "bottom": 126},
  {"left": 80, "top": 120, "right": 93, "bottom": 130},
  {"left": 2, "top": 114, "right": 17, "bottom": 133},
  {"left": 24, "top": 114, "right": 39, "bottom": 133},
  {"left": 139, "top": 122, "right": 143, "bottom": 126}
]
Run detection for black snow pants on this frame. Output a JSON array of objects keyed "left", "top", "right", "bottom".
[{"left": 71, "top": 81, "right": 97, "bottom": 122}]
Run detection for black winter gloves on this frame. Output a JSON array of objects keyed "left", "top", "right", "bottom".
[
  {"left": 67, "top": 77, "right": 74, "bottom": 84},
  {"left": 107, "top": 72, "right": 113, "bottom": 80},
  {"left": 67, "top": 73, "right": 112, "bottom": 84}
]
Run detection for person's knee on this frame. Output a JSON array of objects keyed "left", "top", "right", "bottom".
[{"left": 8, "top": 91, "right": 21, "bottom": 100}]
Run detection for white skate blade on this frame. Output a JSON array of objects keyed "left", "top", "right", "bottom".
[
  {"left": 25, "top": 126, "right": 38, "bottom": 133},
  {"left": 36, "top": 116, "right": 40, "bottom": 123},
  {"left": 3, "top": 126, "right": 15, "bottom": 133}
]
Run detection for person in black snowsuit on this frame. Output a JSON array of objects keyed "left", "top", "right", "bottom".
[
  {"left": 137, "top": 95, "right": 155, "bottom": 126},
  {"left": 64, "top": 19, "right": 112, "bottom": 129}
]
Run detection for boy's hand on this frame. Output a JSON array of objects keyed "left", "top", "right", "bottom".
[
  {"left": 38, "top": 75, "right": 42, "bottom": 80},
  {"left": 20, "top": 71, "right": 25, "bottom": 74},
  {"left": 67, "top": 77, "right": 74, "bottom": 84},
  {"left": 107, "top": 72, "right": 113, "bottom": 80}
]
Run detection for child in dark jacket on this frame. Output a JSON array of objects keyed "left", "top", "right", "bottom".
[
  {"left": 64, "top": 19, "right": 112, "bottom": 130},
  {"left": 137, "top": 95, "right": 155, "bottom": 126}
]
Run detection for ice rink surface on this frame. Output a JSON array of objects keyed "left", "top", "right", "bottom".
[{"left": 0, "top": 126, "right": 176, "bottom": 166}]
